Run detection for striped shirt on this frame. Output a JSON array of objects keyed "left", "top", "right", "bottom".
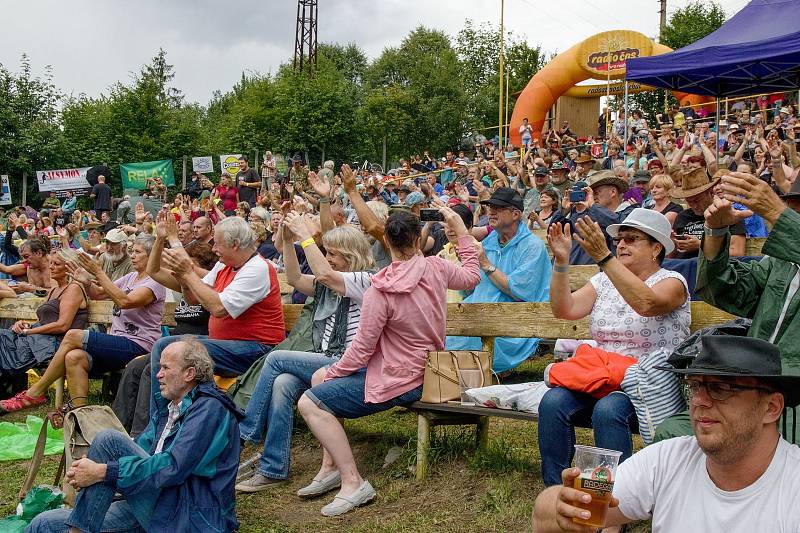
[{"left": 320, "top": 271, "right": 372, "bottom": 351}]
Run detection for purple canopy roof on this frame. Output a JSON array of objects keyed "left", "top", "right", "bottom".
[{"left": 626, "top": 0, "right": 800, "bottom": 97}]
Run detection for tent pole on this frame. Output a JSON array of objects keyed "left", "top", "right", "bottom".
[
  {"left": 715, "top": 97, "right": 721, "bottom": 166},
  {"left": 623, "top": 81, "right": 629, "bottom": 145}
]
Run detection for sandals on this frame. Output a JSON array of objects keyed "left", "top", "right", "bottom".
[{"left": 0, "top": 390, "right": 47, "bottom": 414}]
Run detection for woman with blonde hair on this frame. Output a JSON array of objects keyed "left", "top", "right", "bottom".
[
  {"left": 237, "top": 214, "right": 375, "bottom": 494},
  {"left": 647, "top": 174, "right": 683, "bottom": 225}
]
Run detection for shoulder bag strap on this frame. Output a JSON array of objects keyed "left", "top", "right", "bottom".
[{"left": 18, "top": 414, "right": 57, "bottom": 500}]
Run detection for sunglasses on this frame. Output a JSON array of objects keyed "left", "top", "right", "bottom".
[{"left": 612, "top": 234, "right": 651, "bottom": 246}]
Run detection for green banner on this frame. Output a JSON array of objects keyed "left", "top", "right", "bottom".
[{"left": 120, "top": 159, "right": 175, "bottom": 190}]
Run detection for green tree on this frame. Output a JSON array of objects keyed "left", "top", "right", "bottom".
[
  {"left": 0, "top": 55, "right": 67, "bottom": 206},
  {"left": 364, "top": 27, "right": 469, "bottom": 163},
  {"left": 63, "top": 49, "right": 207, "bottom": 194},
  {"left": 454, "top": 20, "right": 547, "bottom": 137},
  {"left": 661, "top": 1, "right": 727, "bottom": 50}
]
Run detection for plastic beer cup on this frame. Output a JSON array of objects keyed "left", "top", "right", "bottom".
[
  {"left": 572, "top": 445, "right": 622, "bottom": 528},
  {"left": 456, "top": 368, "right": 482, "bottom": 406}
]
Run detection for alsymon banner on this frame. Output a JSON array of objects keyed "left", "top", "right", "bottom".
[
  {"left": 36, "top": 167, "right": 92, "bottom": 193},
  {"left": 120, "top": 160, "right": 176, "bottom": 190}
]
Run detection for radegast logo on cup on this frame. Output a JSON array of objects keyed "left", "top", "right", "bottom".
[{"left": 579, "top": 465, "right": 614, "bottom": 493}]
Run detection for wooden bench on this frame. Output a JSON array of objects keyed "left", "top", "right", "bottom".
[
  {"left": 409, "top": 301, "right": 736, "bottom": 480},
  {"left": 0, "top": 298, "right": 176, "bottom": 408}
]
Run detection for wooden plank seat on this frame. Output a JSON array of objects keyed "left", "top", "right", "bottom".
[
  {"left": 410, "top": 301, "right": 736, "bottom": 479},
  {"left": 2, "top": 294, "right": 738, "bottom": 481},
  {"left": 0, "top": 298, "right": 176, "bottom": 408}
]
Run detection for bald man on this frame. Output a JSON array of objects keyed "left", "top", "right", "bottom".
[{"left": 191, "top": 216, "right": 213, "bottom": 246}]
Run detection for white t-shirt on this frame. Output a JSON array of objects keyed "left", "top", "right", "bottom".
[
  {"left": 589, "top": 268, "right": 690, "bottom": 358},
  {"left": 320, "top": 271, "right": 372, "bottom": 351},
  {"left": 614, "top": 436, "right": 800, "bottom": 533},
  {"left": 201, "top": 255, "right": 270, "bottom": 319}
]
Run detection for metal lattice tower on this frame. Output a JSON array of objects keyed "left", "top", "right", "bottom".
[{"left": 294, "top": 0, "right": 318, "bottom": 71}]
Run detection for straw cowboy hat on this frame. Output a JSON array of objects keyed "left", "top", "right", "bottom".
[
  {"left": 587, "top": 170, "right": 629, "bottom": 194},
  {"left": 670, "top": 167, "right": 718, "bottom": 199}
]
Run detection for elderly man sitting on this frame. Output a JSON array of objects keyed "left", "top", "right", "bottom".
[
  {"left": 533, "top": 335, "right": 800, "bottom": 532},
  {"left": 446, "top": 187, "right": 551, "bottom": 372},
  {"left": 28, "top": 340, "right": 244, "bottom": 533},
  {"left": 147, "top": 217, "right": 285, "bottom": 415}
]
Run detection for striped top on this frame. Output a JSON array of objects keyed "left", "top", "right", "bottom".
[{"left": 320, "top": 271, "right": 372, "bottom": 352}]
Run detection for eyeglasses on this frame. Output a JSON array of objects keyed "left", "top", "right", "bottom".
[
  {"left": 612, "top": 234, "right": 651, "bottom": 246},
  {"left": 685, "top": 379, "right": 775, "bottom": 402}
]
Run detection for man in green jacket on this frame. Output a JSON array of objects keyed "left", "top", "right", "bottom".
[{"left": 655, "top": 171, "right": 800, "bottom": 442}]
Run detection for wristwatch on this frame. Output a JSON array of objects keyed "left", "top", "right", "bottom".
[
  {"left": 482, "top": 264, "right": 497, "bottom": 275},
  {"left": 704, "top": 225, "right": 729, "bottom": 238}
]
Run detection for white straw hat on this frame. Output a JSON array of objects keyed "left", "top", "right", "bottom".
[{"left": 607, "top": 208, "right": 674, "bottom": 254}]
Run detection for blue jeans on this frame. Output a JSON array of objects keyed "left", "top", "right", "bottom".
[
  {"left": 238, "top": 350, "right": 338, "bottom": 480},
  {"left": 83, "top": 331, "right": 148, "bottom": 375},
  {"left": 304, "top": 369, "right": 423, "bottom": 419},
  {"left": 27, "top": 430, "right": 148, "bottom": 533},
  {"left": 537, "top": 388, "right": 638, "bottom": 486},
  {"left": 149, "top": 335, "right": 272, "bottom": 416}
]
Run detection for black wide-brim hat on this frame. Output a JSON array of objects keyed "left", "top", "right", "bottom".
[{"left": 656, "top": 335, "right": 800, "bottom": 406}]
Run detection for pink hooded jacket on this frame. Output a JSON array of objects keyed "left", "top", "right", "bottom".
[{"left": 324, "top": 234, "right": 481, "bottom": 404}]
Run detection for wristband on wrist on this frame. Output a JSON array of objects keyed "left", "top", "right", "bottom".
[
  {"left": 300, "top": 237, "right": 316, "bottom": 249},
  {"left": 553, "top": 264, "right": 569, "bottom": 273},
  {"left": 318, "top": 197, "right": 331, "bottom": 204},
  {"left": 704, "top": 225, "right": 730, "bottom": 238},
  {"left": 596, "top": 253, "right": 613, "bottom": 270}
]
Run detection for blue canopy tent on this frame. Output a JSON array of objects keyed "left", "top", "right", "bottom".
[{"left": 626, "top": 0, "right": 800, "bottom": 97}]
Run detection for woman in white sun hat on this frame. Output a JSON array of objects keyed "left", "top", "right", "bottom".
[{"left": 538, "top": 208, "right": 691, "bottom": 486}]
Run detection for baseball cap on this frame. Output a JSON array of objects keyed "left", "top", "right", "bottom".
[
  {"left": 479, "top": 187, "right": 524, "bottom": 211},
  {"left": 104, "top": 229, "right": 127, "bottom": 244},
  {"left": 534, "top": 166, "right": 550, "bottom": 176},
  {"left": 404, "top": 191, "right": 427, "bottom": 207}
]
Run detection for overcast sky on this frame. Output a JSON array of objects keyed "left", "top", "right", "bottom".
[{"left": 0, "top": 0, "right": 747, "bottom": 105}]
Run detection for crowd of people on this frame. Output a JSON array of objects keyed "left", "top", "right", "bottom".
[{"left": 0, "top": 93, "right": 796, "bottom": 531}]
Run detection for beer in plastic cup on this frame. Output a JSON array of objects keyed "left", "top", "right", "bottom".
[
  {"left": 572, "top": 445, "right": 622, "bottom": 528},
  {"left": 457, "top": 368, "right": 482, "bottom": 406}
]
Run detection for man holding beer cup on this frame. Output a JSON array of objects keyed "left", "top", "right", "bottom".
[{"left": 533, "top": 335, "right": 800, "bottom": 532}]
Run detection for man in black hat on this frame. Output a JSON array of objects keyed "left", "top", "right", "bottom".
[
  {"left": 534, "top": 335, "right": 800, "bottom": 532},
  {"left": 446, "top": 187, "right": 551, "bottom": 372},
  {"left": 675, "top": 170, "right": 800, "bottom": 442}
]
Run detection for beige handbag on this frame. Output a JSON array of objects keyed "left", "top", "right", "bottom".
[{"left": 421, "top": 350, "right": 493, "bottom": 403}]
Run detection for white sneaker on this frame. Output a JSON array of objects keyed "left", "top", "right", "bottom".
[
  {"left": 297, "top": 471, "right": 342, "bottom": 498},
  {"left": 320, "top": 480, "right": 376, "bottom": 517}
]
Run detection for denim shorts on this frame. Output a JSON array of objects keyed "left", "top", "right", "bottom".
[
  {"left": 304, "top": 368, "right": 423, "bottom": 419},
  {"left": 83, "top": 330, "right": 148, "bottom": 375}
]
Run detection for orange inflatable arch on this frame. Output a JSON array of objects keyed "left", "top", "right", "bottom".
[{"left": 510, "top": 30, "right": 706, "bottom": 146}]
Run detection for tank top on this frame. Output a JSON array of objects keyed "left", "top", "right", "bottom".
[{"left": 36, "top": 283, "right": 89, "bottom": 330}]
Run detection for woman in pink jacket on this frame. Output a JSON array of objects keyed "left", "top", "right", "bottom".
[{"left": 297, "top": 206, "right": 481, "bottom": 517}]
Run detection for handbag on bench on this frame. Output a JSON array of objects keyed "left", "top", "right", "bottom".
[{"left": 421, "top": 350, "right": 493, "bottom": 404}]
